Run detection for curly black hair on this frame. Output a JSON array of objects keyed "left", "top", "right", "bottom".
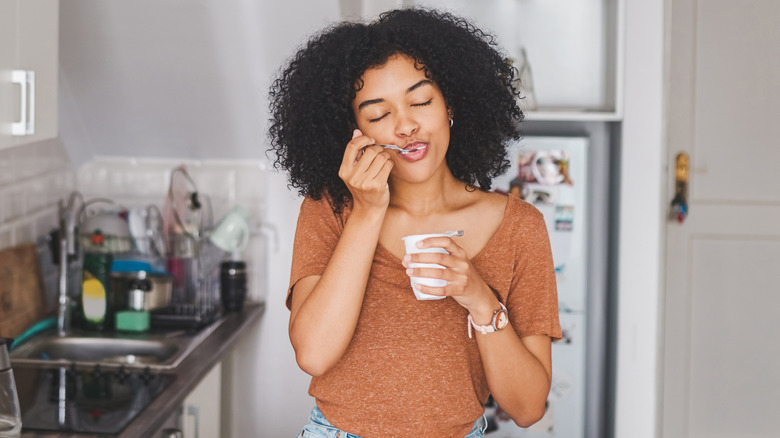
[{"left": 268, "top": 8, "right": 523, "bottom": 213}]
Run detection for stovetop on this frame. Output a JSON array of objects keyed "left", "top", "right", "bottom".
[{"left": 15, "top": 365, "right": 175, "bottom": 435}]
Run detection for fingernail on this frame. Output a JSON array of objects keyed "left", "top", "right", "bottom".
[
  {"left": 406, "top": 268, "right": 413, "bottom": 275},
  {"left": 352, "top": 129, "right": 362, "bottom": 139}
]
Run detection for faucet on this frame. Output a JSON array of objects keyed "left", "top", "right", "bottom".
[{"left": 57, "top": 191, "right": 84, "bottom": 336}]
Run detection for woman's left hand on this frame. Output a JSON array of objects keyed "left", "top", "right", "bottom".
[{"left": 401, "top": 236, "right": 495, "bottom": 312}]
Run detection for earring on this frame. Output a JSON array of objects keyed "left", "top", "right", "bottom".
[{"left": 449, "top": 118, "right": 454, "bottom": 127}]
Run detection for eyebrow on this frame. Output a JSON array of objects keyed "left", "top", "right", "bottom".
[{"left": 357, "top": 79, "right": 433, "bottom": 111}]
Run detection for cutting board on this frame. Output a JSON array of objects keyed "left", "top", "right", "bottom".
[{"left": 0, "top": 242, "right": 46, "bottom": 339}]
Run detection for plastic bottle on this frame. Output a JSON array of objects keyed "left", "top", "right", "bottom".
[{"left": 80, "top": 252, "right": 113, "bottom": 330}]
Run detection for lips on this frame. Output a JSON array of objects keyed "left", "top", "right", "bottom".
[{"left": 400, "top": 142, "right": 428, "bottom": 162}]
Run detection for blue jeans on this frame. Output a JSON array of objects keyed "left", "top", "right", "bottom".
[{"left": 297, "top": 406, "right": 487, "bottom": 438}]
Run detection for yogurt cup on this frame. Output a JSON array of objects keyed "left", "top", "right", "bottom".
[{"left": 401, "top": 233, "right": 450, "bottom": 300}]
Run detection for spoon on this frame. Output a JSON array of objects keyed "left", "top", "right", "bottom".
[
  {"left": 368, "top": 143, "right": 423, "bottom": 154},
  {"left": 444, "top": 230, "right": 464, "bottom": 237}
]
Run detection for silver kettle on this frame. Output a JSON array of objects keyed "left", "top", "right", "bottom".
[{"left": 0, "top": 337, "right": 22, "bottom": 437}]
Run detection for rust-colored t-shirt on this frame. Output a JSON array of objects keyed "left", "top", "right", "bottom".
[{"left": 288, "top": 194, "right": 561, "bottom": 438}]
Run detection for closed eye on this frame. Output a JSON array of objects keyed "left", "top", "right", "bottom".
[
  {"left": 368, "top": 99, "right": 431, "bottom": 123},
  {"left": 369, "top": 113, "right": 389, "bottom": 123}
]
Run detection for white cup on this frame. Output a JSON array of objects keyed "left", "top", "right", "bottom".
[
  {"left": 209, "top": 205, "right": 251, "bottom": 255},
  {"left": 402, "top": 233, "right": 450, "bottom": 300}
]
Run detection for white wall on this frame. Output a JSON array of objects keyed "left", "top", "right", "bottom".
[
  {"left": 59, "top": 0, "right": 341, "bottom": 163},
  {"left": 222, "top": 169, "right": 310, "bottom": 437}
]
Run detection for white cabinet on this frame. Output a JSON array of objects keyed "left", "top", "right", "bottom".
[
  {"left": 150, "top": 363, "right": 223, "bottom": 438},
  {"left": 0, "top": 0, "right": 17, "bottom": 150},
  {"left": 16, "top": 0, "right": 59, "bottom": 144},
  {"left": 348, "top": 0, "right": 624, "bottom": 122},
  {"left": 0, "top": 0, "right": 58, "bottom": 150},
  {"left": 182, "top": 362, "right": 222, "bottom": 438},
  {"left": 422, "top": 0, "right": 624, "bottom": 121}
]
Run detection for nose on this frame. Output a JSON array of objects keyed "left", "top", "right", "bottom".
[{"left": 394, "top": 109, "right": 419, "bottom": 137}]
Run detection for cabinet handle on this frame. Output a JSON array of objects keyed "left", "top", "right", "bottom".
[
  {"left": 11, "top": 69, "right": 35, "bottom": 136},
  {"left": 185, "top": 404, "right": 199, "bottom": 438}
]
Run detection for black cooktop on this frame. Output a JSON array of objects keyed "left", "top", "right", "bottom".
[{"left": 15, "top": 365, "right": 174, "bottom": 435}]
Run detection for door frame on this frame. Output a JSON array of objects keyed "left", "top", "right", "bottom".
[{"left": 613, "top": 0, "right": 667, "bottom": 437}]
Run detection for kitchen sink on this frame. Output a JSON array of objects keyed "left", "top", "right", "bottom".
[
  {"left": 11, "top": 337, "right": 179, "bottom": 365},
  {"left": 10, "top": 316, "right": 226, "bottom": 370}
]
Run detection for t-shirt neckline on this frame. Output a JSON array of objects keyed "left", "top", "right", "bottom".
[{"left": 375, "top": 195, "right": 513, "bottom": 265}]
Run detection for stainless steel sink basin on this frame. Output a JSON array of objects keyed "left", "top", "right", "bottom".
[
  {"left": 10, "top": 317, "right": 226, "bottom": 370},
  {"left": 11, "top": 336, "right": 179, "bottom": 364}
]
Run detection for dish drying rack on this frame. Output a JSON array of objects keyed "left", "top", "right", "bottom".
[{"left": 158, "top": 166, "right": 223, "bottom": 327}]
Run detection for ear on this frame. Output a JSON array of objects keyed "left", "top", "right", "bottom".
[{"left": 447, "top": 107, "right": 454, "bottom": 119}]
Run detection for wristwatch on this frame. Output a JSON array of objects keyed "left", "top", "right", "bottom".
[{"left": 468, "top": 302, "right": 509, "bottom": 338}]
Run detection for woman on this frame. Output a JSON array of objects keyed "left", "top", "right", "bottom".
[{"left": 269, "top": 8, "right": 561, "bottom": 438}]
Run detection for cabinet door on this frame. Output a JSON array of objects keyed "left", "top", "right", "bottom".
[
  {"left": 0, "top": 0, "right": 18, "bottom": 149},
  {"left": 16, "top": 0, "right": 58, "bottom": 144},
  {"left": 183, "top": 362, "right": 222, "bottom": 438},
  {"left": 149, "top": 410, "right": 185, "bottom": 438}
]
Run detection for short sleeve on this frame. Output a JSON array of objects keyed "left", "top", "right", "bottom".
[
  {"left": 286, "top": 196, "right": 345, "bottom": 310},
  {"left": 506, "top": 202, "right": 562, "bottom": 341}
]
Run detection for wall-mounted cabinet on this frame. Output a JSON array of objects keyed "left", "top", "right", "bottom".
[
  {"left": 0, "top": 0, "right": 17, "bottom": 150},
  {"left": 349, "top": 0, "right": 623, "bottom": 122},
  {"left": 0, "top": 0, "right": 58, "bottom": 150}
]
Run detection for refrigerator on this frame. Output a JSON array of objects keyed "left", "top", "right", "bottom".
[{"left": 487, "top": 136, "right": 589, "bottom": 438}]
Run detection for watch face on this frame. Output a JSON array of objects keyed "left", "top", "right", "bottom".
[{"left": 496, "top": 310, "right": 509, "bottom": 330}]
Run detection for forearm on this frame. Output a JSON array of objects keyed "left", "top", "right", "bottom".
[
  {"left": 477, "top": 327, "right": 552, "bottom": 427},
  {"left": 289, "top": 206, "right": 385, "bottom": 376},
  {"left": 408, "top": 236, "right": 554, "bottom": 425}
]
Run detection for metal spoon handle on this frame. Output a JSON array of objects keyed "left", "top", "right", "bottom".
[
  {"left": 367, "top": 143, "right": 423, "bottom": 154},
  {"left": 369, "top": 143, "right": 404, "bottom": 152},
  {"left": 444, "top": 230, "right": 464, "bottom": 237}
]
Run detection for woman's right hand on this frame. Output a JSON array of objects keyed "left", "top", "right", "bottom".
[
  {"left": 338, "top": 129, "right": 394, "bottom": 210},
  {"left": 291, "top": 129, "right": 392, "bottom": 376}
]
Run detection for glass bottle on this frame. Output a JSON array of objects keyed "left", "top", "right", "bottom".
[{"left": 0, "top": 338, "right": 22, "bottom": 437}]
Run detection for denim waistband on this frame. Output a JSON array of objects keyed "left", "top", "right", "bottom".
[{"left": 297, "top": 406, "right": 487, "bottom": 438}]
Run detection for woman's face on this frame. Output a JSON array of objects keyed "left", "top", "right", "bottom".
[{"left": 352, "top": 54, "right": 451, "bottom": 182}]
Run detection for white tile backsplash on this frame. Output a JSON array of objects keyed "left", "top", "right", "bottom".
[
  {"left": 2, "top": 186, "right": 27, "bottom": 223},
  {"left": 1, "top": 143, "right": 271, "bottom": 304},
  {"left": 77, "top": 156, "right": 270, "bottom": 303},
  {"left": 0, "top": 229, "right": 11, "bottom": 248},
  {"left": 77, "top": 156, "right": 267, "bottom": 219},
  {"left": 0, "top": 139, "right": 77, "bottom": 249}
]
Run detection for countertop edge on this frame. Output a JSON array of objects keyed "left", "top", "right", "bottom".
[
  {"left": 119, "top": 302, "right": 265, "bottom": 437},
  {"left": 21, "top": 302, "right": 266, "bottom": 438}
]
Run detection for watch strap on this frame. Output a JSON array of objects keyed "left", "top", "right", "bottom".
[{"left": 468, "top": 302, "right": 508, "bottom": 338}]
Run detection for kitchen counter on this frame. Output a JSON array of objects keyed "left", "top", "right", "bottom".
[{"left": 20, "top": 301, "right": 265, "bottom": 438}]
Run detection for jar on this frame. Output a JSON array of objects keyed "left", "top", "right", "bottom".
[{"left": 219, "top": 261, "right": 247, "bottom": 312}]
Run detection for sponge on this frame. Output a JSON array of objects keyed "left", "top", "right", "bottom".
[{"left": 114, "top": 310, "right": 150, "bottom": 332}]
